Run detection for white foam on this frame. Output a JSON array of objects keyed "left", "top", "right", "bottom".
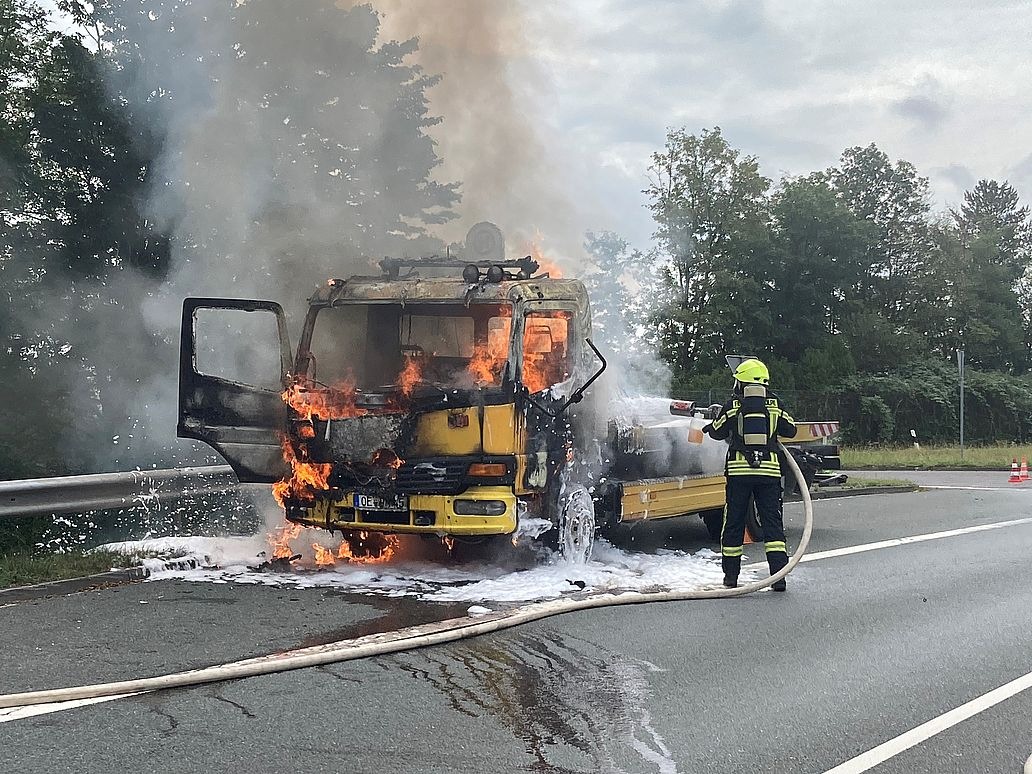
[{"left": 98, "top": 535, "right": 752, "bottom": 605}]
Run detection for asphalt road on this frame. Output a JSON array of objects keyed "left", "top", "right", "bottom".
[{"left": 3, "top": 482, "right": 1032, "bottom": 773}]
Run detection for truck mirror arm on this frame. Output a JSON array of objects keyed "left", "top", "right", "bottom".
[{"left": 524, "top": 338, "right": 607, "bottom": 419}]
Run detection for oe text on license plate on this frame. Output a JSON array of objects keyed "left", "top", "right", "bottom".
[{"left": 355, "top": 493, "right": 409, "bottom": 511}]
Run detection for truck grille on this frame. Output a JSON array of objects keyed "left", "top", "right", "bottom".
[
  {"left": 395, "top": 458, "right": 468, "bottom": 495},
  {"left": 360, "top": 511, "right": 411, "bottom": 526}
]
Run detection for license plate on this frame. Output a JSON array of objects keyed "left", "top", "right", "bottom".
[{"left": 355, "top": 493, "right": 409, "bottom": 512}]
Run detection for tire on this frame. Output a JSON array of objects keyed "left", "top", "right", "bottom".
[
  {"left": 701, "top": 508, "right": 724, "bottom": 542},
  {"left": 702, "top": 504, "right": 761, "bottom": 542},
  {"left": 745, "top": 497, "right": 763, "bottom": 542},
  {"left": 559, "top": 485, "right": 596, "bottom": 564}
]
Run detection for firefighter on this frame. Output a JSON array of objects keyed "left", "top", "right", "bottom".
[{"left": 703, "top": 358, "right": 797, "bottom": 591}]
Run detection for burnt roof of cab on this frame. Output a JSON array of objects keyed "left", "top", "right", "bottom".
[{"left": 309, "top": 275, "right": 588, "bottom": 306}]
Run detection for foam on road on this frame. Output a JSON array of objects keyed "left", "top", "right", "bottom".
[{"left": 99, "top": 534, "right": 737, "bottom": 606}]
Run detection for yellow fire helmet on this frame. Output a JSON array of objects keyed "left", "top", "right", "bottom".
[{"left": 733, "top": 358, "right": 770, "bottom": 385}]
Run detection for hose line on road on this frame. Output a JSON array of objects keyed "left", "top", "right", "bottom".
[{"left": 0, "top": 444, "right": 813, "bottom": 710}]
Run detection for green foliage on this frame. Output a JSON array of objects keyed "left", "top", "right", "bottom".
[
  {"left": 1, "top": 0, "right": 461, "bottom": 476},
  {"left": 582, "top": 230, "right": 647, "bottom": 349},
  {"left": 765, "top": 175, "right": 874, "bottom": 360},
  {"left": 797, "top": 339, "right": 856, "bottom": 389},
  {"left": 830, "top": 144, "right": 934, "bottom": 325},
  {"left": 843, "top": 444, "right": 1032, "bottom": 470},
  {"left": 644, "top": 126, "right": 772, "bottom": 375},
  {"left": 0, "top": 548, "right": 136, "bottom": 590},
  {"left": 637, "top": 126, "right": 1032, "bottom": 446},
  {"left": 845, "top": 395, "right": 895, "bottom": 445},
  {"left": 827, "top": 359, "right": 1032, "bottom": 445}
]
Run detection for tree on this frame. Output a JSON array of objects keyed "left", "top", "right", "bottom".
[
  {"left": 84, "top": 0, "right": 459, "bottom": 299},
  {"left": 0, "top": 1, "right": 95, "bottom": 477},
  {"left": 2, "top": 0, "right": 464, "bottom": 473},
  {"left": 953, "top": 180, "right": 1032, "bottom": 369},
  {"left": 31, "top": 35, "right": 169, "bottom": 277},
  {"left": 644, "top": 127, "right": 771, "bottom": 378},
  {"left": 829, "top": 144, "right": 934, "bottom": 329},
  {"left": 764, "top": 174, "right": 873, "bottom": 364},
  {"left": 582, "top": 231, "right": 643, "bottom": 348},
  {"left": 953, "top": 179, "right": 1032, "bottom": 265}
]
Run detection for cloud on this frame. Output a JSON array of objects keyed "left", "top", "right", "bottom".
[
  {"left": 894, "top": 95, "right": 950, "bottom": 130},
  {"left": 522, "top": 0, "right": 1032, "bottom": 240},
  {"left": 1009, "top": 153, "right": 1032, "bottom": 204},
  {"left": 932, "top": 163, "right": 975, "bottom": 191}
]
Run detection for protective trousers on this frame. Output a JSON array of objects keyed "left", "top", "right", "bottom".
[{"left": 721, "top": 475, "right": 789, "bottom": 590}]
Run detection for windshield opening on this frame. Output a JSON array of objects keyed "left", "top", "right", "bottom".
[
  {"left": 304, "top": 303, "right": 513, "bottom": 393},
  {"left": 522, "top": 311, "right": 572, "bottom": 393}
]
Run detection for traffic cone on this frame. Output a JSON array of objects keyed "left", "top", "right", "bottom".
[
  {"left": 1021, "top": 457, "right": 1029, "bottom": 481},
  {"left": 1008, "top": 458, "right": 1022, "bottom": 484}
]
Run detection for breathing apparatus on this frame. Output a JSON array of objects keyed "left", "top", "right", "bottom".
[{"left": 730, "top": 357, "right": 774, "bottom": 469}]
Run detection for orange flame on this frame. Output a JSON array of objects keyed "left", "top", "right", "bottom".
[
  {"left": 275, "top": 368, "right": 417, "bottom": 505},
  {"left": 397, "top": 354, "right": 423, "bottom": 397},
  {"left": 313, "top": 542, "right": 336, "bottom": 567},
  {"left": 282, "top": 378, "right": 366, "bottom": 421},
  {"left": 370, "top": 448, "right": 403, "bottom": 470},
  {"left": 521, "top": 311, "right": 571, "bottom": 393},
  {"left": 467, "top": 316, "right": 511, "bottom": 385},
  {"left": 337, "top": 531, "right": 399, "bottom": 563},
  {"left": 267, "top": 521, "right": 303, "bottom": 560},
  {"left": 526, "top": 240, "right": 564, "bottom": 278},
  {"left": 268, "top": 526, "right": 399, "bottom": 567},
  {"left": 272, "top": 436, "right": 333, "bottom": 507}
]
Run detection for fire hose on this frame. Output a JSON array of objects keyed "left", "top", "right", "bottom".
[{"left": 0, "top": 443, "right": 812, "bottom": 709}]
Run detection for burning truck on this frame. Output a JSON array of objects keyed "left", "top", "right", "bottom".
[{"left": 177, "top": 223, "right": 825, "bottom": 562}]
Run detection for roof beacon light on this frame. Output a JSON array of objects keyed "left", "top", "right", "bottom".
[
  {"left": 462, "top": 264, "right": 481, "bottom": 284},
  {"left": 486, "top": 265, "right": 504, "bottom": 283}
]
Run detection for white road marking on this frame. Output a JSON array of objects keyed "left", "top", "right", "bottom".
[
  {"left": 822, "top": 668, "right": 1032, "bottom": 773},
  {"left": 1024, "top": 751, "right": 1032, "bottom": 774},
  {"left": 921, "top": 485, "right": 1029, "bottom": 491},
  {"left": 799, "top": 517, "right": 1032, "bottom": 563},
  {"left": 4, "top": 517, "right": 1032, "bottom": 724}
]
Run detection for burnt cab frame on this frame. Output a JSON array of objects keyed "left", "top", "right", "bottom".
[{"left": 178, "top": 298, "right": 292, "bottom": 483}]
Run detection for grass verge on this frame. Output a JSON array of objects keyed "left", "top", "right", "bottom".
[
  {"left": 840, "top": 476, "right": 916, "bottom": 489},
  {"left": 0, "top": 550, "right": 138, "bottom": 590},
  {"left": 842, "top": 445, "right": 1032, "bottom": 470}
]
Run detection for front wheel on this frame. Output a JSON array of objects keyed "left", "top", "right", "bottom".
[{"left": 559, "top": 485, "right": 596, "bottom": 564}]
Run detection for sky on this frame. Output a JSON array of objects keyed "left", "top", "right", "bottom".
[
  {"left": 514, "top": 0, "right": 1032, "bottom": 249},
  {"left": 40, "top": 0, "right": 1032, "bottom": 254}
]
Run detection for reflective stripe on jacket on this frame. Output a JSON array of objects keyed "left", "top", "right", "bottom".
[{"left": 706, "top": 394, "right": 797, "bottom": 478}]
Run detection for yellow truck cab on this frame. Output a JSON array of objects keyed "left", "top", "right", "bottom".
[{"left": 177, "top": 224, "right": 833, "bottom": 559}]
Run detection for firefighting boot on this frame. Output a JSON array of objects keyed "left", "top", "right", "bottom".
[
  {"left": 767, "top": 550, "right": 789, "bottom": 592},
  {"left": 722, "top": 556, "right": 741, "bottom": 588}
]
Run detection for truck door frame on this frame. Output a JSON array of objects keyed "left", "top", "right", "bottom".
[{"left": 177, "top": 297, "right": 293, "bottom": 483}]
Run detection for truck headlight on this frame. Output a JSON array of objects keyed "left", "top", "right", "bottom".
[{"left": 453, "top": 499, "right": 508, "bottom": 516}]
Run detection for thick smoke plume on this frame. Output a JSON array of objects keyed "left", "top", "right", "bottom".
[
  {"left": 52, "top": 1, "right": 462, "bottom": 471},
  {"left": 24, "top": 1, "right": 678, "bottom": 482},
  {"left": 364, "top": 0, "right": 584, "bottom": 259}
]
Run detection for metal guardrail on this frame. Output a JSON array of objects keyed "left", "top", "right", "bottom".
[{"left": 0, "top": 466, "right": 239, "bottom": 519}]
